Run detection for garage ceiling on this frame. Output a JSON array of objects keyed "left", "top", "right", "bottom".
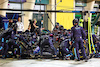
[{"left": 75, "top": 0, "right": 100, "bottom": 3}]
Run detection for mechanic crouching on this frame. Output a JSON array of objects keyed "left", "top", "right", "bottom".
[{"left": 39, "top": 33, "right": 57, "bottom": 58}]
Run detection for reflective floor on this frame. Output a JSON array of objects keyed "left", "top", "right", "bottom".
[{"left": 0, "top": 58, "right": 100, "bottom": 67}]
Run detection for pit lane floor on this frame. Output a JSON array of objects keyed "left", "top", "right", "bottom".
[{"left": 0, "top": 58, "right": 99, "bottom": 67}]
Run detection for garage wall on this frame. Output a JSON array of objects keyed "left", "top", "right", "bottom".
[{"left": 56, "top": 0, "right": 74, "bottom": 29}]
